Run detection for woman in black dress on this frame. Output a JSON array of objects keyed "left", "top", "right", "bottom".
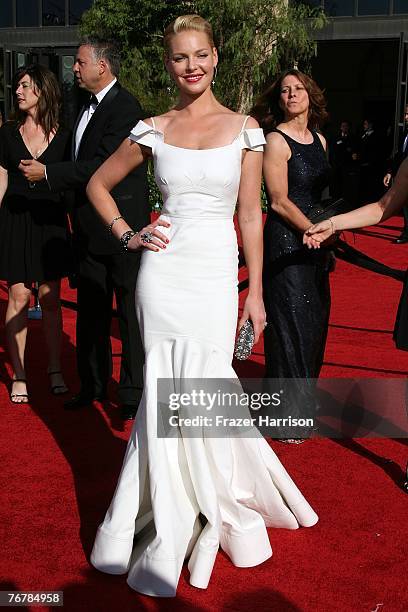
[
  {"left": 252, "top": 70, "right": 330, "bottom": 442},
  {"left": 0, "top": 64, "right": 71, "bottom": 403}
]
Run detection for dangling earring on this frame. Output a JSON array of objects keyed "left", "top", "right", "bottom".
[
  {"left": 166, "top": 72, "right": 175, "bottom": 95},
  {"left": 212, "top": 66, "right": 218, "bottom": 87}
]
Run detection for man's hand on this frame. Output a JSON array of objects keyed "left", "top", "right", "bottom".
[{"left": 18, "top": 160, "right": 46, "bottom": 182}]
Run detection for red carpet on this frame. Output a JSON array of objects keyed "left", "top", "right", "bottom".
[{"left": 0, "top": 215, "right": 407, "bottom": 611}]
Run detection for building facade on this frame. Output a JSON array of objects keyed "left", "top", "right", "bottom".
[
  {"left": 0, "top": 0, "right": 92, "bottom": 124},
  {"left": 1, "top": 1, "right": 408, "bottom": 148},
  {"left": 293, "top": 0, "right": 408, "bottom": 150}
]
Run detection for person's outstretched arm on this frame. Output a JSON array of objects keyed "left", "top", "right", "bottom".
[
  {"left": 304, "top": 157, "right": 408, "bottom": 247},
  {"left": 86, "top": 136, "right": 169, "bottom": 252}
]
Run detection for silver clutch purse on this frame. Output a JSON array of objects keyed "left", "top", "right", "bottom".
[{"left": 234, "top": 320, "right": 255, "bottom": 360}]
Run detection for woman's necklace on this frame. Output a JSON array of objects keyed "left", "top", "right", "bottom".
[{"left": 21, "top": 124, "right": 48, "bottom": 160}]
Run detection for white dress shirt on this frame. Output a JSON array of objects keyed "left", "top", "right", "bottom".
[
  {"left": 74, "top": 78, "right": 117, "bottom": 158},
  {"left": 44, "top": 78, "right": 118, "bottom": 184}
]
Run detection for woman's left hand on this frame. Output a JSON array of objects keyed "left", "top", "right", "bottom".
[{"left": 238, "top": 294, "right": 266, "bottom": 344}]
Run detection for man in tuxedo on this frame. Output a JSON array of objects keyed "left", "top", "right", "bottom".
[
  {"left": 329, "top": 120, "right": 357, "bottom": 202},
  {"left": 384, "top": 104, "right": 408, "bottom": 244},
  {"left": 19, "top": 38, "right": 150, "bottom": 419}
]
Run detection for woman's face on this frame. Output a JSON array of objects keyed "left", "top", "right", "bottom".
[
  {"left": 279, "top": 75, "right": 309, "bottom": 119},
  {"left": 15, "top": 74, "right": 39, "bottom": 114},
  {"left": 165, "top": 30, "right": 217, "bottom": 96}
]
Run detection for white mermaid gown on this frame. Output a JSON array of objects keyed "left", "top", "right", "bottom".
[{"left": 90, "top": 117, "right": 318, "bottom": 597}]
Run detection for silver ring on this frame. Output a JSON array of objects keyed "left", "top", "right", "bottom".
[{"left": 140, "top": 231, "right": 154, "bottom": 244}]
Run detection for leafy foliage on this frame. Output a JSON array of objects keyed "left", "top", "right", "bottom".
[
  {"left": 80, "top": 0, "right": 327, "bottom": 114},
  {"left": 80, "top": 1, "right": 326, "bottom": 209}
]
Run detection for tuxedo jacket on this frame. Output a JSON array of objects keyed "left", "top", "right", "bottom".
[
  {"left": 329, "top": 132, "right": 356, "bottom": 169},
  {"left": 47, "top": 82, "right": 150, "bottom": 255}
]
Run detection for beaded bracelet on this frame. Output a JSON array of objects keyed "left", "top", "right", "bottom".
[
  {"left": 120, "top": 230, "right": 138, "bottom": 252},
  {"left": 329, "top": 218, "right": 335, "bottom": 235},
  {"left": 107, "top": 215, "right": 124, "bottom": 234}
]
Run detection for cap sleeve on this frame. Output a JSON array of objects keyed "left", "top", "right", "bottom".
[
  {"left": 239, "top": 128, "right": 266, "bottom": 152},
  {"left": 128, "top": 120, "right": 158, "bottom": 150}
]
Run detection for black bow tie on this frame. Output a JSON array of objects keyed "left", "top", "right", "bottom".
[{"left": 87, "top": 94, "right": 99, "bottom": 107}]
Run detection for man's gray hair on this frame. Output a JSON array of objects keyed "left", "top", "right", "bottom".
[{"left": 79, "top": 37, "right": 121, "bottom": 77}]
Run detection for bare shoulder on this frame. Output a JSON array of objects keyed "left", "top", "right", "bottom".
[
  {"left": 244, "top": 116, "right": 260, "bottom": 129},
  {"left": 265, "top": 131, "right": 291, "bottom": 158},
  {"left": 215, "top": 110, "right": 257, "bottom": 129},
  {"left": 229, "top": 112, "right": 259, "bottom": 129},
  {"left": 145, "top": 112, "right": 175, "bottom": 132}
]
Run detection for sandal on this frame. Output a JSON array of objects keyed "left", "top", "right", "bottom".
[
  {"left": 48, "top": 370, "right": 69, "bottom": 396},
  {"left": 10, "top": 378, "right": 29, "bottom": 404}
]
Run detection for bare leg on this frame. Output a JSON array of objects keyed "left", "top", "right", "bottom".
[
  {"left": 6, "top": 283, "right": 31, "bottom": 402},
  {"left": 39, "top": 280, "right": 68, "bottom": 394}
]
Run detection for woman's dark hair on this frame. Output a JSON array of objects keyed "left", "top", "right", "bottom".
[
  {"left": 13, "top": 64, "right": 61, "bottom": 139},
  {"left": 251, "top": 69, "right": 328, "bottom": 133}
]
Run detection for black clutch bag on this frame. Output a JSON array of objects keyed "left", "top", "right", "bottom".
[
  {"left": 308, "top": 197, "right": 355, "bottom": 223},
  {"left": 234, "top": 320, "right": 255, "bottom": 360}
]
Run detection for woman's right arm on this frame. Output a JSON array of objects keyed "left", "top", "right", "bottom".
[
  {"left": 86, "top": 136, "right": 169, "bottom": 251},
  {"left": 304, "top": 157, "right": 408, "bottom": 246},
  {"left": 0, "top": 166, "right": 8, "bottom": 206},
  {"left": 263, "top": 132, "right": 314, "bottom": 233}
]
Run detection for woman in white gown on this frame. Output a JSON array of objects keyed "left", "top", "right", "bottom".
[{"left": 86, "top": 15, "right": 318, "bottom": 598}]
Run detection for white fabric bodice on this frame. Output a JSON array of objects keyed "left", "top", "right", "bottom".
[{"left": 129, "top": 119, "right": 266, "bottom": 219}]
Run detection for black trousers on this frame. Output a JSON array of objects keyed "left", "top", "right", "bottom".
[{"left": 76, "top": 249, "right": 144, "bottom": 406}]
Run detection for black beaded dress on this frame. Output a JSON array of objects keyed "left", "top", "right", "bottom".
[
  {"left": 263, "top": 129, "right": 331, "bottom": 435},
  {"left": 0, "top": 121, "right": 71, "bottom": 284}
]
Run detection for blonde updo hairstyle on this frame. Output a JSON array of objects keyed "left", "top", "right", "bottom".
[{"left": 163, "top": 14, "right": 215, "bottom": 56}]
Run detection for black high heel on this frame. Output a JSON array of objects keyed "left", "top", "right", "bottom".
[
  {"left": 48, "top": 370, "right": 69, "bottom": 395},
  {"left": 10, "top": 378, "right": 29, "bottom": 404}
]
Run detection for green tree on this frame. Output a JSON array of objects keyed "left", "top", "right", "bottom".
[
  {"left": 80, "top": 1, "right": 326, "bottom": 210},
  {"left": 80, "top": 0, "right": 326, "bottom": 114},
  {"left": 199, "top": 0, "right": 327, "bottom": 111}
]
